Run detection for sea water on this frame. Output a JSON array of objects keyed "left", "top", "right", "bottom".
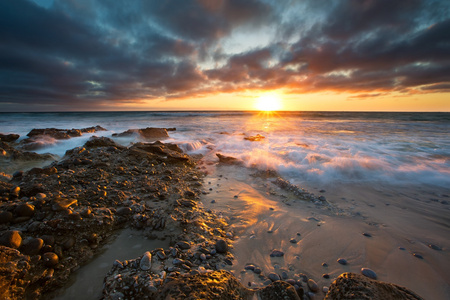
[{"left": 1, "top": 111, "right": 449, "bottom": 188}]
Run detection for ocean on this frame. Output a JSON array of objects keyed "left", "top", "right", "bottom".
[{"left": 1, "top": 111, "right": 449, "bottom": 188}]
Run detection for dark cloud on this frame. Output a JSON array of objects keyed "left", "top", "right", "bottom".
[{"left": 0, "top": 0, "right": 449, "bottom": 111}]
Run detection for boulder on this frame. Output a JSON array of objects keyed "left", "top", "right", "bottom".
[
  {"left": 112, "top": 127, "right": 169, "bottom": 139},
  {"left": 325, "top": 272, "right": 423, "bottom": 300},
  {"left": 0, "top": 133, "right": 20, "bottom": 143}
]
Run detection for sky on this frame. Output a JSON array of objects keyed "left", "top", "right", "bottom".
[{"left": 0, "top": 0, "right": 449, "bottom": 112}]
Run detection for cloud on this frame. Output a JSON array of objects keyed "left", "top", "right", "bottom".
[{"left": 0, "top": 0, "right": 449, "bottom": 110}]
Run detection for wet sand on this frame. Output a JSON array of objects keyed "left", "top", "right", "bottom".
[{"left": 201, "top": 165, "right": 450, "bottom": 299}]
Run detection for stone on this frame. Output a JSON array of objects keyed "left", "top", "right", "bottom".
[
  {"left": 289, "top": 238, "right": 298, "bottom": 244},
  {"left": 0, "top": 133, "right": 20, "bottom": 142},
  {"left": 0, "top": 230, "right": 22, "bottom": 249},
  {"left": 307, "top": 279, "right": 319, "bottom": 292},
  {"left": 268, "top": 272, "right": 281, "bottom": 282},
  {"left": 216, "top": 153, "right": 243, "bottom": 165},
  {"left": 363, "top": 232, "right": 372, "bottom": 237},
  {"left": 176, "top": 241, "right": 191, "bottom": 250},
  {"left": 52, "top": 198, "right": 77, "bottom": 211},
  {"left": 412, "top": 253, "right": 423, "bottom": 259},
  {"left": 337, "top": 258, "right": 348, "bottom": 265},
  {"left": 270, "top": 249, "right": 284, "bottom": 257},
  {"left": 62, "top": 236, "right": 76, "bottom": 250},
  {"left": 361, "top": 268, "right": 377, "bottom": 280},
  {"left": 0, "top": 211, "right": 13, "bottom": 224},
  {"left": 215, "top": 239, "right": 228, "bottom": 253},
  {"left": 14, "top": 203, "right": 35, "bottom": 217},
  {"left": 428, "top": 244, "right": 442, "bottom": 251},
  {"left": 43, "top": 252, "right": 59, "bottom": 267},
  {"left": 140, "top": 251, "right": 152, "bottom": 270},
  {"left": 325, "top": 272, "right": 423, "bottom": 300},
  {"left": 116, "top": 207, "right": 132, "bottom": 216},
  {"left": 21, "top": 238, "right": 44, "bottom": 255}
]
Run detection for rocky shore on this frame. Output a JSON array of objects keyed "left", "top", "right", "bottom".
[{"left": 0, "top": 127, "right": 425, "bottom": 299}]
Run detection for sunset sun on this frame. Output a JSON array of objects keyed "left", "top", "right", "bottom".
[{"left": 255, "top": 94, "right": 282, "bottom": 111}]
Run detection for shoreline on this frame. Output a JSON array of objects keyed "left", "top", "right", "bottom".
[{"left": 1, "top": 126, "right": 448, "bottom": 299}]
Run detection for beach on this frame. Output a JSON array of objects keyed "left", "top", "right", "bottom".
[{"left": 0, "top": 111, "right": 449, "bottom": 299}]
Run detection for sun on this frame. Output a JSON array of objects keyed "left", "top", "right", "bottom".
[{"left": 255, "top": 94, "right": 282, "bottom": 111}]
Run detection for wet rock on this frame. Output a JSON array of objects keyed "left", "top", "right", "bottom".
[
  {"left": 0, "top": 230, "right": 22, "bottom": 249},
  {"left": 361, "top": 268, "right": 377, "bottom": 280},
  {"left": 140, "top": 251, "right": 152, "bottom": 270},
  {"left": 428, "top": 244, "right": 442, "bottom": 251},
  {"left": 0, "top": 133, "right": 20, "bottom": 142},
  {"left": 116, "top": 207, "right": 132, "bottom": 216},
  {"left": 216, "top": 153, "right": 243, "bottom": 165},
  {"left": 270, "top": 249, "right": 285, "bottom": 257},
  {"left": 176, "top": 241, "right": 191, "bottom": 250},
  {"left": 308, "top": 279, "right": 319, "bottom": 292},
  {"left": 21, "top": 238, "right": 44, "bottom": 255},
  {"left": 325, "top": 272, "right": 423, "bottom": 300},
  {"left": 337, "top": 258, "right": 348, "bottom": 265},
  {"left": 14, "top": 203, "right": 35, "bottom": 217},
  {"left": 0, "top": 211, "right": 13, "bottom": 224},
  {"left": 244, "top": 134, "right": 265, "bottom": 142},
  {"left": 112, "top": 127, "right": 169, "bottom": 139},
  {"left": 268, "top": 272, "right": 281, "bottom": 281},
  {"left": 215, "top": 239, "right": 228, "bottom": 253},
  {"left": 42, "top": 252, "right": 59, "bottom": 267}
]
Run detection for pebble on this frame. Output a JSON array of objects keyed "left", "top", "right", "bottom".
[
  {"left": 281, "top": 271, "right": 288, "bottom": 279},
  {"left": 322, "top": 274, "right": 330, "bottom": 279},
  {"left": 289, "top": 238, "right": 298, "bottom": 244},
  {"left": 337, "top": 258, "right": 348, "bottom": 265},
  {"left": 116, "top": 207, "right": 132, "bottom": 216},
  {"left": 323, "top": 286, "right": 329, "bottom": 293},
  {"left": 296, "top": 232, "right": 301, "bottom": 236},
  {"left": 0, "top": 211, "right": 13, "bottom": 224},
  {"left": 62, "top": 236, "right": 76, "bottom": 250},
  {"left": 307, "top": 292, "right": 316, "bottom": 300},
  {"left": 140, "top": 251, "right": 152, "bottom": 270},
  {"left": 200, "top": 253, "right": 206, "bottom": 261},
  {"left": 52, "top": 198, "right": 77, "bottom": 211},
  {"left": 211, "top": 200, "right": 216, "bottom": 203},
  {"left": 412, "top": 253, "right": 423, "bottom": 259},
  {"left": 244, "top": 264, "right": 255, "bottom": 271},
  {"left": 268, "top": 272, "right": 280, "bottom": 281},
  {"left": 322, "top": 262, "right": 328, "bottom": 267},
  {"left": 362, "top": 232, "right": 372, "bottom": 237},
  {"left": 361, "top": 268, "right": 377, "bottom": 280},
  {"left": 215, "top": 239, "right": 228, "bottom": 253},
  {"left": 428, "top": 244, "right": 442, "bottom": 251},
  {"left": 0, "top": 230, "right": 22, "bottom": 249},
  {"left": 307, "top": 279, "right": 319, "bottom": 292},
  {"left": 176, "top": 241, "right": 191, "bottom": 250},
  {"left": 43, "top": 252, "right": 59, "bottom": 267},
  {"left": 21, "top": 238, "right": 44, "bottom": 255},
  {"left": 270, "top": 249, "right": 284, "bottom": 257},
  {"left": 398, "top": 247, "right": 406, "bottom": 251},
  {"left": 15, "top": 203, "right": 35, "bottom": 217},
  {"left": 286, "top": 279, "right": 296, "bottom": 286},
  {"left": 254, "top": 267, "right": 262, "bottom": 274}
]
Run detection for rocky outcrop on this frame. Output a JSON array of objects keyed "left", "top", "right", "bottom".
[
  {"left": 216, "top": 153, "right": 243, "bottom": 165},
  {"left": 0, "top": 134, "right": 20, "bottom": 143},
  {"left": 325, "top": 272, "right": 423, "bottom": 300},
  {"left": 112, "top": 127, "right": 171, "bottom": 139}
]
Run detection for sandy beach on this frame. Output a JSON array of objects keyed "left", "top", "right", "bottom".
[{"left": 200, "top": 163, "right": 450, "bottom": 299}]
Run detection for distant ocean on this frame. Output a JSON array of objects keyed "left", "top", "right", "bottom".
[{"left": 1, "top": 111, "right": 449, "bottom": 188}]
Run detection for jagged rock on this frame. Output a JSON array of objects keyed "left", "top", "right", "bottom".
[
  {"left": 244, "top": 134, "right": 265, "bottom": 142},
  {"left": 0, "top": 246, "right": 31, "bottom": 299},
  {"left": 325, "top": 272, "right": 423, "bottom": 300},
  {"left": 216, "top": 153, "right": 243, "bottom": 165},
  {"left": 112, "top": 127, "right": 169, "bottom": 139},
  {"left": 84, "top": 136, "right": 124, "bottom": 149}
]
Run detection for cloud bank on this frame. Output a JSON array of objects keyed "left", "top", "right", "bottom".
[{"left": 1, "top": 0, "right": 449, "bottom": 110}]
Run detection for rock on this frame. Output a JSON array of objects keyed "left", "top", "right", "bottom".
[
  {"left": 216, "top": 153, "right": 243, "bottom": 165},
  {"left": 42, "top": 252, "right": 59, "bottom": 267},
  {"left": 428, "top": 244, "right": 442, "bottom": 251},
  {"left": 361, "top": 268, "right": 377, "bottom": 280},
  {"left": 323, "top": 286, "right": 329, "bottom": 293},
  {"left": 0, "top": 230, "right": 22, "bottom": 249},
  {"left": 52, "top": 198, "right": 77, "bottom": 211},
  {"left": 215, "top": 239, "right": 228, "bottom": 253},
  {"left": 0, "top": 211, "right": 13, "bottom": 224},
  {"left": 412, "top": 253, "right": 423, "bottom": 259},
  {"left": 62, "top": 236, "right": 76, "bottom": 250},
  {"left": 290, "top": 238, "right": 298, "bottom": 244},
  {"left": 270, "top": 249, "right": 284, "bottom": 257},
  {"left": 244, "top": 134, "right": 265, "bottom": 142},
  {"left": 0, "top": 133, "right": 20, "bottom": 142},
  {"left": 362, "top": 232, "right": 372, "bottom": 237},
  {"left": 154, "top": 270, "right": 300, "bottom": 300},
  {"left": 325, "top": 272, "right": 423, "bottom": 300},
  {"left": 140, "top": 251, "right": 152, "bottom": 270},
  {"left": 323, "top": 274, "right": 330, "bottom": 279},
  {"left": 14, "top": 203, "right": 35, "bottom": 217},
  {"left": 116, "top": 207, "right": 132, "bottom": 216},
  {"left": 21, "top": 238, "right": 44, "bottom": 256},
  {"left": 268, "top": 272, "right": 281, "bottom": 281},
  {"left": 337, "top": 258, "right": 348, "bottom": 265},
  {"left": 112, "top": 127, "right": 169, "bottom": 139},
  {"left": 41, "top": 235, "right": 55, "bottom": 246},
  {"left": 176, "top": 241, "right": 191, "bottom": 250},
  {"left": 307, "top": 279, "right": 319, "bottom": 292}
]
